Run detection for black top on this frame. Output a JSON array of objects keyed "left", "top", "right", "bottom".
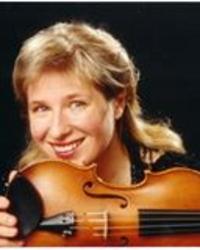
[{"left": 131, "top": 152, "right": 200, "bottom": 183}]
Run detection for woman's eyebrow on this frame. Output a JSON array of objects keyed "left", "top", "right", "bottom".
[{"left": 63, "top": 93, "right": 90, "bottom": 100}]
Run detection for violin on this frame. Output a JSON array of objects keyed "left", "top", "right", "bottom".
[{"left": 6, "top": 160, "right": 200, "bottom": 246}]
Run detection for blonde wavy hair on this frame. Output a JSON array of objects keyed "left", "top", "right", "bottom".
[{"left": 12, "top": 21, "right": 185, "bottom": 168}]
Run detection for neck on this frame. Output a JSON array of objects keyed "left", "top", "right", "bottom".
[{"left": 96, "top": 132, "right": 132, "bottom": 186}]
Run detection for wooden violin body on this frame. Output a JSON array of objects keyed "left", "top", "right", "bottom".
[{"left": 10, "top": 160, "right": 200, "bottom": 246}]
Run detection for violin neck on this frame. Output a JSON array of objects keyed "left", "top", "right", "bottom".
[{"left": 139, "top": 209, "right": 200, "bottom": 236}]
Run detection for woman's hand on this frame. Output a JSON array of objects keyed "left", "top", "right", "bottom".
[
  {"left": 0, "top": 170, "right": 24, "bottom": 246},
  {"left": 0, "top": 196, "right": 24, "bottom": 246}
]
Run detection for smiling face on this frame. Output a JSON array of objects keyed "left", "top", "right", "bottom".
[{"left": 27, "top": 71, "right": 125, "bottom": 167}]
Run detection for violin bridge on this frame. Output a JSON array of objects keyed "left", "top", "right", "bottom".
[{"left": 83, "top": 211, "right": 108, "bottom": 240}]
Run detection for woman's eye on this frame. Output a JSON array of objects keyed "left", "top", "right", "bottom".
[
  {"left": 70, "top": 101, "right": 87, "bottom": 110},
  {"left": 32, "top": 106, "right": 48, "bottom": 113}
]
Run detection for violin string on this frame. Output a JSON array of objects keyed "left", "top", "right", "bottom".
[
  {"left": 75, "top": 215, "right": 200, "bottom": 223},
  {"left": 75, "top": 218, "right": 200, "bottom": 223},
  {"left": 62, "top": 225, "right": 200, "bottom": 239},
  {"left": 69, "top": 223, "right": 200, "bottom": 231}
]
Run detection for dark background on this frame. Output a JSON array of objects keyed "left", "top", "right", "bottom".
[{"left": 1, "top": 2, "right": 200, "bottom": 176}]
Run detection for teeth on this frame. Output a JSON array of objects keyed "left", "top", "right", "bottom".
[{"left": 53, "top": 141, "right": 80, "bottom": 153}]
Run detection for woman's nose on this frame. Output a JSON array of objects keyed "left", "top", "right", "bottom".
[{"left": 49, "top": 111, "right": 72, "bottom": 139}]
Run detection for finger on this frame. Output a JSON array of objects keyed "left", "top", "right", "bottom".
[
  {"left": 0, "top": 238, "right": 24, "bottom": 247},
  {"left": 0, "top": 212, "right": 17, "bottom": 226},
  {"left": 0, "top": 225, "right": 18, "bottom": 238},
  {"left": 0, "top": 197, "right": 10, "bottom": 210}
]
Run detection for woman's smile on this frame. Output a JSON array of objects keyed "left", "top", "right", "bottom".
[{"left": 49, "top": 138, "right": 85, "bottom": 159}]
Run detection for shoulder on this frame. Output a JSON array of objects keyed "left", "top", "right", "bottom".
[{"left": 151, "top": 152, "right": 200, "bottom": 172}]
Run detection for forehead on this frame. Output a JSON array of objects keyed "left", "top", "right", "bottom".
[
  {"left": 28, "top": 70, "right": 94, "bottom": 93},
  {"left": 26, "top": 70, "right": 105, "bottom": 104}
]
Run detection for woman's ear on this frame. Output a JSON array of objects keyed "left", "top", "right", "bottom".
[{"left": 113, "top": 91, "right": 127, "bottom": 120}]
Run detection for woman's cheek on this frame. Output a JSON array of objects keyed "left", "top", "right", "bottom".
[
  {"left": 29, "top": 118, "right": 48, "bottom": 141},
  {"left": 77, "top": 114, "right": 102, "bottom": 133},
  {"left": 85, "top": 109, "right": 113, "bottom": 135}
]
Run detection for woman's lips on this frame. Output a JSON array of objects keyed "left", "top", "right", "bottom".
[{"left": 50, "top": 139, "right": 84, "bottom": 159}]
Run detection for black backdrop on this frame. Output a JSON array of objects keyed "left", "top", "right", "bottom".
[{"left": 1, "top": 2, "right": 200, "bottom": 176}]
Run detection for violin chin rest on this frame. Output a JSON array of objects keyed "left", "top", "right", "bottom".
[{"left": 6, "top": 175, "right": 43, "bottom": 239}]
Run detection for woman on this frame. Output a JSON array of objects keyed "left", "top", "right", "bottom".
[{"left": 0, "top": 21, "right": 187, "bottom": 246}]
